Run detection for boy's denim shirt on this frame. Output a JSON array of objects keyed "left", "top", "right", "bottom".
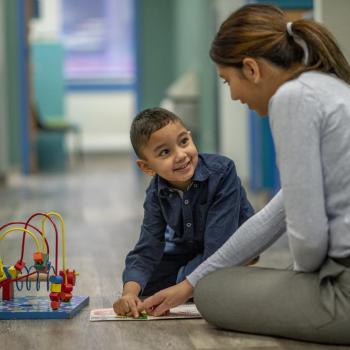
[{"left": 123, "top": 153, "right": 254, "bottom": 290}]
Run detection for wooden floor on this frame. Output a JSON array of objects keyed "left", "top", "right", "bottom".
[{"left": 0, "top": 153, "right": 348, "bottom": 350}]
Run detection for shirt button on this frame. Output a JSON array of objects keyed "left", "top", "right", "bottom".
[
  {"left": 186, "top": 222, "right": 192, "bottom": 228},
  {"left": 193, "top": 183, "right": 198, "bottom": 188},
  {"left": 184, "top": 199, "right": 189, "bottom": 205}
]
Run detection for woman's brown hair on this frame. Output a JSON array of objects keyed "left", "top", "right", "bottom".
[{"left": 210, "top": 4, "right": 350, "bottom": 84}]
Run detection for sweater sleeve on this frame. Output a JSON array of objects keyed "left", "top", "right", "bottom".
[
  {"left": 269, "top": 82, "right": 328, "bottom": 271},
  {"left": 187, "top": 190, "right": 286, "bottom": 287},
  {"left": 122, "top": 190, "right": 167, "bottom": 290}
]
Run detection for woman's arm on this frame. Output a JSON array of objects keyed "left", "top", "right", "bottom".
[
  {"left": 187, "top": 189, "right": 286, "bottom": 286},
  {"left": 140, "top": 190, "right": 286, "bottom": 314}
]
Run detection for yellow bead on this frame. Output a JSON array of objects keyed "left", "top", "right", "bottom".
[
  {"left": 50, "top": 283, "right": 62, "bottom": 293},
  {"left": 8, "top": 266, "right": 17, "bottom": 278}
]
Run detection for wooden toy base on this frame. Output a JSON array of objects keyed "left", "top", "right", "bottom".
[{"left": 0, "top": 295, "right": 89, "bottom": 319}]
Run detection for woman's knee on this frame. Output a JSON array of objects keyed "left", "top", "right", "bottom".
[
  {"left": 193, "top": 273, "right": 220, "bottom": 326},
  {"left": 194, "top": 269, "right": 240, "bottom": 329},
  {"left": 193, "top": 273, "right": 213, "bottom": 309}
]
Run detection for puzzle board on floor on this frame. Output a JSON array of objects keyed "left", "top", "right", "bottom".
[
  {"left": 0, "top": 295, "right": 89, "bottom": 319},
  {"left": 90, "top": 303, "right": 201, "bottom": 321}
]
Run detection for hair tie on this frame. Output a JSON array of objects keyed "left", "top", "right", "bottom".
[
  {"left": 286, "top": 22, "right": 293, "bottom": 36},
  {"left": 286, "top": 21, "right": 309, "bottom": 65}
]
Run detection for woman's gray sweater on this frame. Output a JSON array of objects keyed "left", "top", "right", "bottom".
[{"left": 188, "top": 71, "right": 350, "bottom": 286}]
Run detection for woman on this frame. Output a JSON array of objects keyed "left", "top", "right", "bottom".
[{"left": 140, "top": 4, "right": 350, "bottom": 344}]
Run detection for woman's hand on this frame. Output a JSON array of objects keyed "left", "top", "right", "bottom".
[
  {"left": 139, "top": 279, "right": 194, "bottom": 316},
  {"left": 113, "top": 293, "right": 142, "bottom": 318}
]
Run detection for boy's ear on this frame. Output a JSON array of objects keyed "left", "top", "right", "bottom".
[
  {"left": 136, "top": 159, "right": 156, "bottom": 176},
  {"left": 242, "top": 57, "right": 261, "bottom": 84}
]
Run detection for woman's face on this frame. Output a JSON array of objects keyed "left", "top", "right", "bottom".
[{"left": 217, "top": 64, "right": 269, "bottom": 116}]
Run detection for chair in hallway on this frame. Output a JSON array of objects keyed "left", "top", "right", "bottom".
[{"left": 32, "top": 103, "right": 83, "bottom": 168}]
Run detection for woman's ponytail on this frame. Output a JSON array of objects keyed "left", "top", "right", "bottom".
[{"left": 210, "top": 4, "right": 350, "bottom": 84}]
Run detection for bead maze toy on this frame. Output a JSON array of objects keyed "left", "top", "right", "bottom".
[{"left": 0, "top": 212, "right": 89, "bottom": 319}]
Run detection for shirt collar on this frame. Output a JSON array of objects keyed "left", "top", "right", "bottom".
[{"left": 156, "top": 154, "right": 211, "bottom": 195}]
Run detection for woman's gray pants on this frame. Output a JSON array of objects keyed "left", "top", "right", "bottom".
[{"left": 194, "top": 259, "right": 350, "bottom": 345}]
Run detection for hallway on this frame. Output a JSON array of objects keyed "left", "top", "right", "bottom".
[{"left": 0, "top": 154, "right": 345, "bottom": 350}]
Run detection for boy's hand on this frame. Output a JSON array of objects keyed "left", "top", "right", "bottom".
[
  {"left": 113, "top": 281, "right": 142, "bottom": 318},
  {"left": 113, "top": 294, "right": 142, "bottom": 318}
]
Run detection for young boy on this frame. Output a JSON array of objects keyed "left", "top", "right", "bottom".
[{"left": 113, "top": 107, "right": 254, "bottom": 317}]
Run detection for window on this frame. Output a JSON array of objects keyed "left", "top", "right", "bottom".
[{"left": 61, "top": 0, "right": 135, "bottom": 86}]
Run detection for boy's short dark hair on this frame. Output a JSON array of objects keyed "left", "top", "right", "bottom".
[{"left": 130, "top": 107, "right": 185, "bottom": 158}]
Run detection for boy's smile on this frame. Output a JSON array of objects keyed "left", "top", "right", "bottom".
[{"left": 137, "top": 121, "right": 198, "bottom": 190}]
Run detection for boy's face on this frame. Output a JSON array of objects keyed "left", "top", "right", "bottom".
[{"left": 136, "top": 121, "right": 198, "bottom": 190}]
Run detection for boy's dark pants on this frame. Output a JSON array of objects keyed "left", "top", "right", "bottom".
[{"left": 141, "top": 253, "right": 194, "bottom": 297}]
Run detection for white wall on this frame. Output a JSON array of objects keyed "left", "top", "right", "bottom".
[
  {"left": 30, "top": 0, "right": 134, "bottom": 153},
  {"left": 314, "top": 0, "right": 350, "bottom": 62},
  {"left": 66, "top": 91, "right": 134, "bottom": 152},
  {"left": 30, "top": 0, "right": 61, "bottom": 41},
  {"left": 214, "top": 0, "right": 249, "bottom": 182}
]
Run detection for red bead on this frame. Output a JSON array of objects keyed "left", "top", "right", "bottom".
[
  {"left": 51, "top": 300, "right": 60, "bottom": 310},
  {"left": 49, "top": 292, "right": 60, "bottom": 301},
  {"left": 15, "top": 260, "right": 26, "bottom": 272}
]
